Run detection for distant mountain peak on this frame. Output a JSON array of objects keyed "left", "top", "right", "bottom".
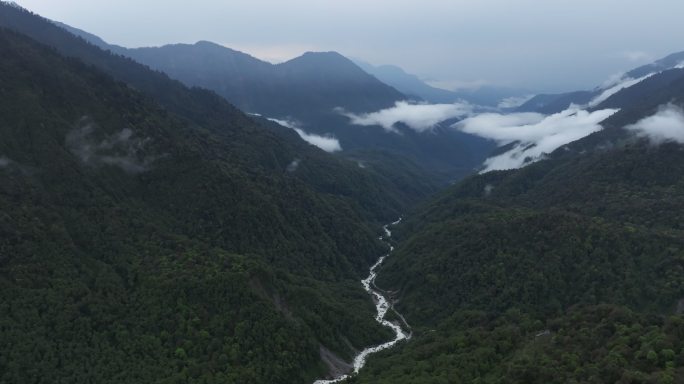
[
  {"left": 187, "top": 40, "right": 257, "bottom": 57},
  {"left": 192, "top": 40, "right": 232, "bottom": 50},
  {"left": 278, "top": 50, "right": 371, "bottom": 77},
  {"left": 283, "top": 51, "right": 353, "bottom": 66},
  {"left": 301, "top": 50, "right": 346, "bottom": 58},
  {"left": 193, "top": 40, "right": 221, "bottom": 47}
]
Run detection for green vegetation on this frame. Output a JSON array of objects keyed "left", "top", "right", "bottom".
[
  {"left": 0, "top": 26, "right": 411, "bottom": 383},
  {"left": 4, "top": 4, "right": 684, "bottom": 384},
  {"left": 354, "top": 137, "right": 684, "bottom": 382},
  {"left": 353, "top": 306, "right": 684, "bottom": 383}
]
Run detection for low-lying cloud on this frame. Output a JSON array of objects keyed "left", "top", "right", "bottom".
[
  {"left": 455, "top": 106, "right": 619, "bottom": 172},
  {"left": 66, "top": 116, "right": 158, "bottom": 173},
  {"left": 293, "top": 128, "right": 341, "bottom": 153},
  {"left": 286, "top": 158, "right": 301, "bottom": 172},
  {"left": 268, "top": 118, "right": 342, "bottom": 152},
  {"left": 339, "top": 101, "right": 472, "bottom": 133},
  {"left": 497, "top": 95, "right": 535, "bottom": 109},
  {"left": 588, "top": 73, "right": 655, "bottom": 107},
  {"left": 625, "top": 104, "right": 684, "bottom": 144}
]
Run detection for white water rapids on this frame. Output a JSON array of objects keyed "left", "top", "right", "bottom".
[{"left": 313, "top": 218, "right": 411, "bottom": 384}]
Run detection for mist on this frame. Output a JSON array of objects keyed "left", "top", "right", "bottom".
[
  {"left": 498, "top": 95, "right": 535, "bottom": 109},
  {"left": 625, "top": 104, "right": 684, "bottom": 144},
  {"left": 455, "top": 107, "right": 619, "bottom": 172},
  {"left": 66, "top": 116, "right": 158, "bottom": 173},
  {"left": 286, "top": 158, "right": 301, "bottom": 172},
  {"left": 268, "top": 118, "right": 342, "bottom": 152},
  {"left": 339, "top": 101, "right": 472, "bottom": 133},
  {"left": 588, "top": 73, "right": 656, "bottom": 107}
]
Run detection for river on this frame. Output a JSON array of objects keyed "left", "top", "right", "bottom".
[{"left": 313, "top": 218, "right": 411, "bottom": 384}]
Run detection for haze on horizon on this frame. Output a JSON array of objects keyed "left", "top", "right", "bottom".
[{"left": 15, "top": 0, "right": 684, "bottom": 93}]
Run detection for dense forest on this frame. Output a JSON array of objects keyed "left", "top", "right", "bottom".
[
  {"left": 4, "top": 2, "right": 684, "bottom": 384},
  {"left": 0, "top": 21, "right": 426, "bottom": 383},
  {"left": 54, "top": 15, "right": 495, "bottom": 182},
  {"left": 351, "top": 132, "right": 684, "bottom": 382}
]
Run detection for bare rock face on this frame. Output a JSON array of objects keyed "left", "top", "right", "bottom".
[{"left": 318, "top": 345, "right": 353, "bottom": 379}]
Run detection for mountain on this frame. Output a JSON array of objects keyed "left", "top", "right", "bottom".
[
  {"left": 517, "top": 52, "right": 684, "bottom": 114},
  {"left": 482, "top": 59, "right": 684, "bottom": 175},
  {"left": 52, "top": 20, "right": 126, "bottom": 53},
  {"left": 627, "top": 50, "right": 684, "bottom": 78},
  {"left": 516, "top": 90, "right": 596, "bottom": 113},
  {"left": 0, "top": 3, "right": 438, "bottom": 208},
  {"left": 355, "top": 60, "right": 531, "bottom": 107},
  {"left": 350, "top": 81, "right": 684, "bottom": 382},
  {"left": 356, "top": 150, "right": 684, "bottom": 383},
  {"left": 122, "top": 42, "right": 405, "bottom": 117},
  {"left": 354, "top": 61, "right": 463, "bottom": 103},
  {"left": 112, "top": 41, "right": 401, "bottom": 116},
  {"left": 121, "top": 43, "right": 498, "bottom": 180},
  {"left": 11, "top": 3, "right": 684, "bottom": 383},
  {"left": 0, "top": 4, "right": 447, "bottom": 382},
  {"left": 42, "top": 22, "right": 408, "bottom": 117},
  {"left": 49, "top": 23, "right": 497, "bottom": 182}
]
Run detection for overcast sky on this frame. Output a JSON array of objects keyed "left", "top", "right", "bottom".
[{"left": 16, "top": 0, "right": 684, "bottom": 93}]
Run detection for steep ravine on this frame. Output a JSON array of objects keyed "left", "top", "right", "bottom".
[{"left": 313, "top": 219, "right": 411, "bottom": 384}]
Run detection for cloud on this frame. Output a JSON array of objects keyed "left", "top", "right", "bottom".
[
  {"left": 588, "top": 73, "right": 655, "bottom": 107},
  {"left": 624, "top": 104, "right": 684, "bottom": 144},
  {"left": 590, "top": 60, "right": 684, "bottom": 108},
  {"left": 293, "top": 128, "right": 342, "bottom": 152},
  {"left": 497, "top": 94, "right": 535, "bottom": 109},
  {"left": 267, "top": 118, "right": 342, "bottom": 152},
  {"left": 455, "top": 112, "right": 547, "bottom": 142},
  {"left": 618, "top": 50, "right": 653, "bottom": 62},
  {"left": 0, "top": 156, "right": 11, "bottom": 168},
  {"left": 66, "top": 116, "right": 158, "bottom": 173},
  {"left": 339, "top": 101, "right": 472, "bottom": 133},
  {"left": 286, "top": 158, "right": 301, "bottom": 172},
  {"left": 599, "top": 72, "right": 629, "bottom": 89},
  {"left": 455, "top": 106, "right": 618, "bottom": 172}
]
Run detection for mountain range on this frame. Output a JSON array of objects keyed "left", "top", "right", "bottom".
[
  {"left": 0, "top": 4, "right": 437, "bottom": 382},
  {"left": 352, "top": 50, "right": 684, "bottom": 383},
  {"left": 3, "top": 2, "right": 684, "bottom": 383},
  {"left": 517, "top": 52, "right": 684, "bottom": 114},
  {"left": 355, "top": 60, "right": 530, "bottom": 107},
  {"left": 56, "top": 21, "right": 496, "bottom": 182}
]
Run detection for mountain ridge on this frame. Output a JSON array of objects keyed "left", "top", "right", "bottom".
[
  {"left": 355, "top": 60, "right": 531, "bottom": 106},
  {"left": 48, "top": 19, "right": 498, "bottom": 182},
  {"left": 0, "top": 5, "right": 444, "bottom": 382},
  {"left": 517, "top": 51, "right": 684, "bottom": 114}
]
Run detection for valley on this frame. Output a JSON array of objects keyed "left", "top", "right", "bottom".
[
  {"left": 314, "top": 219, "right": 410, "bottom": 384},
  {"left": 2, "top": 1, "right": 684, "bottom": 383}
]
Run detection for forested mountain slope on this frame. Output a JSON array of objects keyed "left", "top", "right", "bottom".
[
  {"left": 0, "top": 24, "right": 417, "bottom": 384},
  {"left": 353, "top": 101, "right": 684, "bottom": 382},
  {"left": 124, "top": 42, "right": 405, "bottom": 117},
  {"left": 517, "top": 53, "right": 684, "bottom": 114},
  {"left": 47, "top": 14, "right": 496, "bottom": 182},
  {"left": 0, "top": 3, "right": 437, "bottom": 217}
]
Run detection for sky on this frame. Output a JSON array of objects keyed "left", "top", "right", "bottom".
[{"left": 15, "top": 0, "right": 684, "bottom": 93}]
